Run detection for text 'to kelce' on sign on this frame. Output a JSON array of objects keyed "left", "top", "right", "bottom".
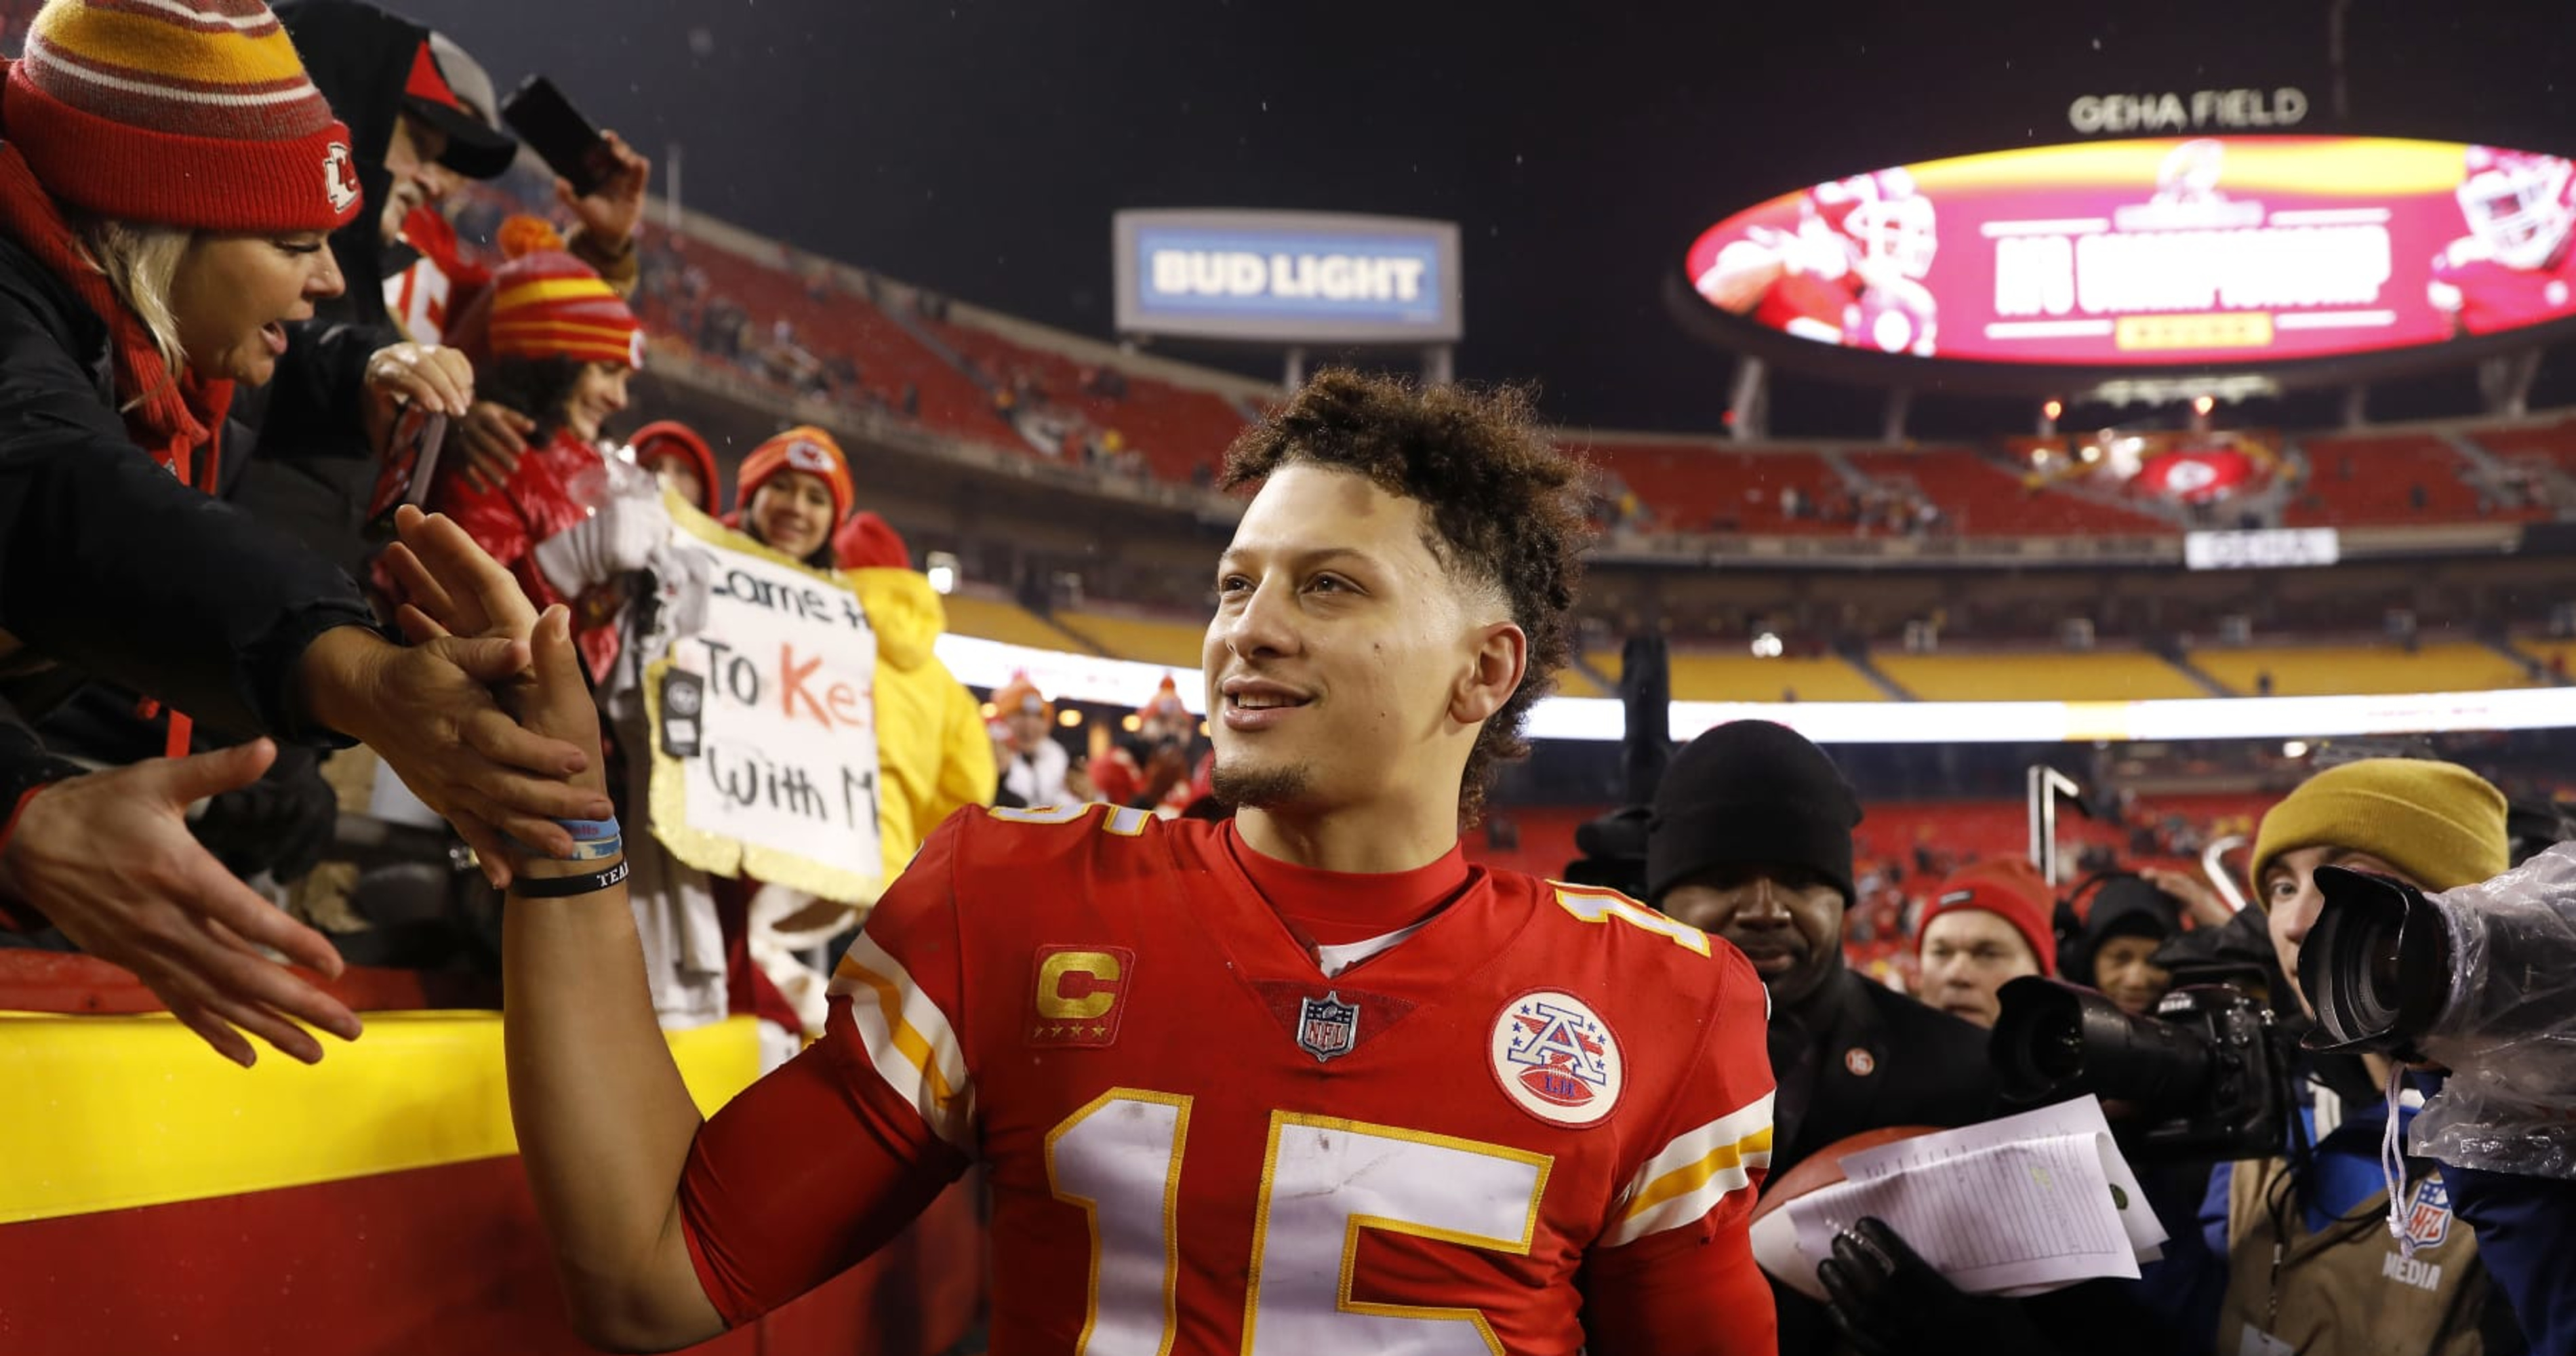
[{"left": 646, "top": 506, "right": 883, "bottom": 902}]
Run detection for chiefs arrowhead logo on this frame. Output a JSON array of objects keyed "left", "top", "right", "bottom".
[
  {"left": 784, "top": 439, "right": 835, "bottom": 474},
  {"left": 323, "top": 141, "right": 360, "bottom": 216}
]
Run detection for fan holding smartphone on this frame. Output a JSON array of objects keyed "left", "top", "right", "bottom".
[{"left": 502, "top": 75, "right": 649, "bottom": 242}]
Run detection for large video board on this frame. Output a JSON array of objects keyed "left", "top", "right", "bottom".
[{"left": 1683, "top": 137, "right": 2576, "bottom": 365}]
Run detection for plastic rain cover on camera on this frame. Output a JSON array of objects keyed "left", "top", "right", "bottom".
[{"left": 2409, "top": 841, "right": 2576, "bottom": 1179}]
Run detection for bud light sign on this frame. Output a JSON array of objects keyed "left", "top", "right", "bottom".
[{"left": 1115, "top": 209, "right": 1463, "bottom": 343}]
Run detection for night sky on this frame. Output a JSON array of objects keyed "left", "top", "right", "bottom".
[{"left": 413, "top": 0, "right": 2576, "bottom": 436}]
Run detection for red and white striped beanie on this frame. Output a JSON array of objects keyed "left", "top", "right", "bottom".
[{"left": 2, "top": 0, "right": 360, "bottom": 232}]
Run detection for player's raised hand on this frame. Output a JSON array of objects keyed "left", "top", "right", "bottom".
[{"left": 385, "top": 508, "right": 606, "bottom": 809}]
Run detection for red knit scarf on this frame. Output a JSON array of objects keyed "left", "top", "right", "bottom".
[
  {"left": 0, "top": 142, "right": 232, "bottom": 488},
  {"left": 0, "top": 142, "right": 233, "bottom": 755}
]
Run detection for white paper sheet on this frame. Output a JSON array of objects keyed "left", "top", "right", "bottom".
[{"left": 1782, "top": 1096, "right": 2170, "bottom": 1297}]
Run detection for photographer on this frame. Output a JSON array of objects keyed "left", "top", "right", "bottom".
[
  {"left": 1647, "top": 719, "right": 1996, "bottom": 1356},
  {"left": 2208, "top": 758, "right": 2522, "bottom": 1355}
]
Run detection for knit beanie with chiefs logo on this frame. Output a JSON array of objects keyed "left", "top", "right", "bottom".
[
  {"left": 736, "top": 425, "right": 855, "bottom": 525},
  {"left": 3, "top": 0, "right": 361, "bottom": 233}
]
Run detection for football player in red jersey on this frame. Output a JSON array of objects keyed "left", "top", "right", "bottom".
[
  {"left": 408, "top": 370, "right": 1777, "bottom": 1355},
  {"left": 2429, "top": 145, "right": 2576, "bottom": 337},
  {"left": 1696, "top": 170, "right": 1939, "bottom": 355}
]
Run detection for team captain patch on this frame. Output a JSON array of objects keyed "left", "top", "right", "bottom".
[
  {"left": 1028, "top": 945, "right": 1133, "bottom": 1048},
  {"left": 1489, "top": 989, "right": 1623, "bottom": 1127}
]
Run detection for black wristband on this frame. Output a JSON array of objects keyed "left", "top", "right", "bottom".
[{"left": 510, "top": 858, "right": 630, "bottom": 899}]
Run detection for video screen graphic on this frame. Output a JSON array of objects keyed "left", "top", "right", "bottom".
[{"left": 1684, "top": 137, "right": 2576, "bottom": 365}]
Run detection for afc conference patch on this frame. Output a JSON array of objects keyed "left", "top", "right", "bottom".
[{"left": 1489, "top": 989, "right": 1623, "bottom": 1128}]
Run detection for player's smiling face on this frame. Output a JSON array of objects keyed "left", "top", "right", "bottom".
[{"left": 1205, "top": 464, "right": 1513, "bottom": 818}]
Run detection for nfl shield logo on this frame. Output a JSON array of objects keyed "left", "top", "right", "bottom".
[
  {"left": 1296, "top": 991, "right": 1360, "bottom": 1064},
  {"left": 2401, "top": 1177, "right": 2454, "bottom": 1250}
]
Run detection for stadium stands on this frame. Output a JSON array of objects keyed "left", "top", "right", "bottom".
[
  {"left": 2282, "top": 431, "right": 2537, "bottom": 525},
  {"left": 1468, "top": 794, "right": 2272, "bottom": 900},
  {"left": 925, "top": 317, "right": 1254, "bottom": 483},
  {"left": 940, "top": 591, "right": 1104, "bottom": 654},
  {"left": 1845, "top": 447, "right": 2171, "bottom": 535},
  {"left": 1871, "top": 650, "right": 2205, "bottom": 702},
  {"left": 2471, "top": 417, "right": 2576, "bottom": 471},
  {"left": 479, "top": 188, "right": 2576, "bottom": 559},
  {"left": 630, "top": 221, "right": 1024, "bottom": 449},
  {"left": 1053, "top": 609, "right": 1207, "bottom": 669},
  {"left": 1582, "top": 441, "right": 1851, "bottom": 535},
  {"left": 2189, "top": 642, "right": 2538, "bottom": 696},
  {"left": 1592, "top": 648, "right": 1888, "bottom": 702},
  {"left": 2519, "top": 638, "right": 2576, "bottom": 681}
]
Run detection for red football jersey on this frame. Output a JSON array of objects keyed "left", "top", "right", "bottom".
[
  {"left": 1754, "top": 268, "right": 1855, "bottom": 345},
  {"left": 680, "top": 803, "right": 1777, "bottom": 1355},
  {"left": 2429, "top": 235, "right": 2576, "bottom": 336}
]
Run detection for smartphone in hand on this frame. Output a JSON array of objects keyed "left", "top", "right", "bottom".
[
  {"left": 365, "top": 401, "right": 451, "bottom": 538},
  {"left": 500, "top": 75, "right": 617, "bottom": 199}
]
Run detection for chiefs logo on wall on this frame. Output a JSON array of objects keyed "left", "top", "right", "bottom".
[{"left": 2133, "top": 445, "right": 2260, "bottom": 503}]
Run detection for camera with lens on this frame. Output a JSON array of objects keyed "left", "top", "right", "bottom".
[
  {"left": 2298, "top": 850, "right": 2576, "bottom": 1176},
  {"left": 1992, "top": 976, "right": 2295, "bottom": 1161},
  {"left": 2301, "top": 860, "right": 2576, "bottom": 1060}
]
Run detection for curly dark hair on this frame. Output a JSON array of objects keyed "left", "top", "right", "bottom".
[
  {"left": 476, "top": 355, "right": 587, "bottom": 444},
  {"left": 1218, "top": 368, "right": 1590, "bottom": 827}
]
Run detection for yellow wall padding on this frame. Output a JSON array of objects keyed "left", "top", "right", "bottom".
[{"left": 0, "top": 1011, "right": 759, "bottom": 1226}]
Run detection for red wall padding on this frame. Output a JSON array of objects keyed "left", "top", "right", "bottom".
[{"left": 0, "top": 1155, "right": 983, "bottom": 1355}]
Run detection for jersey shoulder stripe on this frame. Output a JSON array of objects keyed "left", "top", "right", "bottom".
[
  {"left": 1602, "top": 1091, "right": 1776, "bottom": 1247},
  {"left": 826, "top": 932, "right": 975, "bottom": 1147}
]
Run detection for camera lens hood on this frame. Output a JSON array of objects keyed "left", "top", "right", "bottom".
[{"left": 2299, "top": 864, "right": 2453, "bottom": 1054}]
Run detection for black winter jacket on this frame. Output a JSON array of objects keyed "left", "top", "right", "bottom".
[{"left": 0, "top": 226, "right": 376, "bottom": 792}]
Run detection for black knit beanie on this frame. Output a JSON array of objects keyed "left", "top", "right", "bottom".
[{"left": 1647, "top": 720, "right": 1861, "bottom": 906}]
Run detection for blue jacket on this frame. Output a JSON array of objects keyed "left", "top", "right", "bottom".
[{"left": 2447, "top": 1165, "right": 2576, "bottom": 1355}]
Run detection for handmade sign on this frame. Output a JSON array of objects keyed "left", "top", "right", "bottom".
[{"left": 644, "top": 497, "right": 883, "bottom": 900}]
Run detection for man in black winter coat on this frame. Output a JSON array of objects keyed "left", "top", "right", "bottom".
[
  {"left": 1647, "top": 720, "right": 1997, "bottom": 1356},
  {"left": 229, "top": 0, "right": 513, "bottom": 571}
]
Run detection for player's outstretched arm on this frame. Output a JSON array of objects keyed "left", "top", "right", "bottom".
[{"left": 388, "top": 509, "right": 723, "bottom": 1350}]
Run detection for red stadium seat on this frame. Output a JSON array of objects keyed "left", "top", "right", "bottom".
[{"left": 1845, "top": 447, "right": 2170, "bottom": 536}]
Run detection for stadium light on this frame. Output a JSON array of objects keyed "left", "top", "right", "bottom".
[{"left": 1750, "top": 632, "right": 1786, "bottom": 658}]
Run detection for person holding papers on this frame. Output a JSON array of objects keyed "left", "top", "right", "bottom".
[{"left": 1647, "top": 721, "right": 1997, "bottom": 1356}]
